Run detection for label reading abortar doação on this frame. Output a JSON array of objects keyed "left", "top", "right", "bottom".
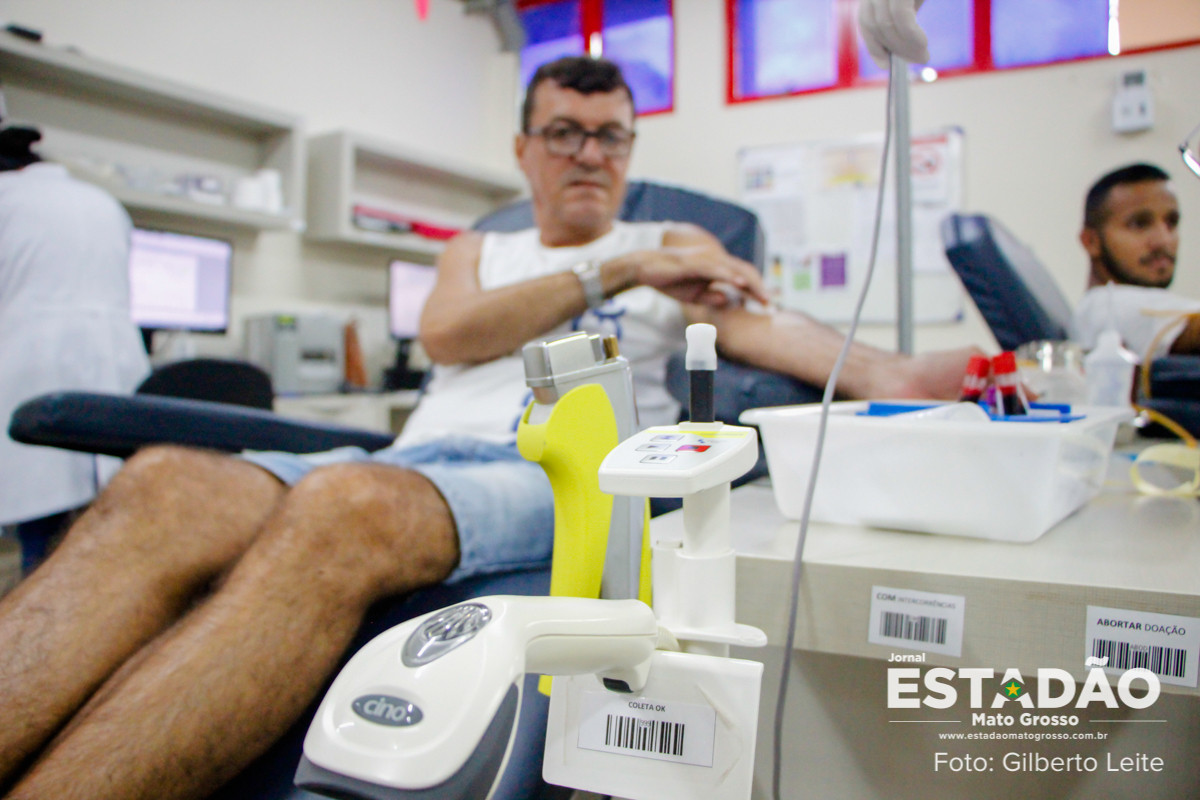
[{"left": 1086, "top": 605, "right": 1199, "bottom": 688}]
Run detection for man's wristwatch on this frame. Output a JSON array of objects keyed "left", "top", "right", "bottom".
[{"left": 572, "top": 259, "right": 605, "bottom": 310}]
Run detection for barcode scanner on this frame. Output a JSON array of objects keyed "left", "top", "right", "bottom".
[{"left": 295, "top": 595, "right": 663, "bottom": 800}]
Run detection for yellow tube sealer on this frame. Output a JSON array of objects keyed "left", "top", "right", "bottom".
[{"left": 517, "top": 332, "right": 651, "bottom": 605}]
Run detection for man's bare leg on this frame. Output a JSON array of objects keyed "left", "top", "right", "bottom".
[
  {"left": 7, "top": 461, "right": 459, "bottom": 800},
  {"left": 0, "top": 446, "right": 285, "bottom": 787}
]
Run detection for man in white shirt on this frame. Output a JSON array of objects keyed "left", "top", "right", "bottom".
[
  {"left": 1072, "top": 163, "right": 1200, "bottom": 359},
  {"left": 0, "top": 56, "right": 978, "bottom": 799}
]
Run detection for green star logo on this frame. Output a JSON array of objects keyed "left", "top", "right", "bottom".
[{"left": 1003, "top": 680, "right": 1024, "bottom": 698}]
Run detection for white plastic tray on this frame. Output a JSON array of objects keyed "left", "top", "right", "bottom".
[{"left": 741, "top": 401, "right": 1131, "bottom": 542}]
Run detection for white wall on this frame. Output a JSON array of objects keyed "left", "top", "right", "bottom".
[
  {"left": 2, "top": 0, "right": 512, "bottom": 162},
  {"left": 4, "top": 0, "right": 1199, "bottom": 366}
]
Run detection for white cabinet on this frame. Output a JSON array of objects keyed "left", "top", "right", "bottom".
[
  {"left": 0, "top": 31, "right": 304, "bottom": 232},
  {"left": 306, "top": 130, "right": 525, "bottom": 260}
]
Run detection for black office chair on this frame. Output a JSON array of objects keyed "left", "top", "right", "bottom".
[
  {"left": 137, "top": 357, "right": 275, "bottom": 409},
  {"left": 940, "top": 212, "right": 1200, "bottom": 435}
]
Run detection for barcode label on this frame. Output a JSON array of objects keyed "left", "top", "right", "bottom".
[
  {"left": 869, "top": 586, "right": 965, "bottom": 657},
  {"left": 605, "top": 714, "right": 685, "bottom": 756},
  {"left": 880, "top": 611, "right": 949, "bottom": 645},
  {"left": 1086, "top": 606, "right": 1199, "bottom": 688},
  {"left": 1091, "top": 639, "right": 1187, "bottom": 678},
  {"left": 576, "top": 690, "right": 716, "bottom": 767}
]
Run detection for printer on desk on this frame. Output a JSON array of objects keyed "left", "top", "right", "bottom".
[{"left": 245, "top": 313, "right": 344, "bottom": 395}]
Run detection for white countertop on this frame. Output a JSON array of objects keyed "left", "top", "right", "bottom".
[{"left": 650, "top": 458, "right": 1200, "bottom": 693}]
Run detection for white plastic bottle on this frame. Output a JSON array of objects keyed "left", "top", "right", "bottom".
[{"left": 1084, "top": 329, "right": 1139, "bottom": 406}]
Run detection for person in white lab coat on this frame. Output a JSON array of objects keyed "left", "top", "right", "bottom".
[{"left": 0, "top": 123, "right": 150, "bottom": 545}]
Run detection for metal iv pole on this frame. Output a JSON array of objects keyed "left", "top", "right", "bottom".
[{"left": 890, "top": 54, "right": 914, "bottom": 355}]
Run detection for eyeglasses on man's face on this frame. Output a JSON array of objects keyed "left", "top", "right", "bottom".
[
  {"left": 526, "top": 120, "right": 636, "bottom": 158},
  {"left": 1181, "top": 121, "right": 1200, "bottom": 180}
]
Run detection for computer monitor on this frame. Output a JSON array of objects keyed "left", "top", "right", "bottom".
[
  {"left": 128, "top": 227, "right": 233, "bottom": 333},
  {"left": 388, "top": 258, "right": 437, "bottom": 340}
]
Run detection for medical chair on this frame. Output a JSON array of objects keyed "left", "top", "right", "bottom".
[{"left": 941, "top": 212, "right": 1200, "bottom": 435}]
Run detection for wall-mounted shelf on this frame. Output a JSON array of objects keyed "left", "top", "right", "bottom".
[
  {"left": 0, "top": 31, "right": 305, "bottom": 232},
  {"left": 306, "top": 130, "right": 525, "bottom": 260}
]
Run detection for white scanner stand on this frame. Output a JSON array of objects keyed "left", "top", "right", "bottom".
[{"left": 598, "top": 324, "right": 765, "bottom": 657}]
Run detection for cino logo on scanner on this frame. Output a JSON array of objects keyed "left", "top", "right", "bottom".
[{"left": 351, "top": 695, "right": 423, "bottom": 727}]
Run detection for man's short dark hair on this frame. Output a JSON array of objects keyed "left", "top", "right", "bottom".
[
  {"left": 1083, "top": 162, "right": 1170, "bottom": 229},
  {"left": 520, "top": 56, "right": 635, "bottom": 133}
]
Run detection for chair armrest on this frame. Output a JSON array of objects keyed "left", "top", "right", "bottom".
[{"left": 9, "top": 392, "right": 397, "bottom": 459}]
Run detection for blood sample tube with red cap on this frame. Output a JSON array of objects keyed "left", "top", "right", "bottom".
[
  {"left": 958, "top": 354, "right": 991, "bottom": 403},
  {"left": 992, "top": 351, "right": 1028, "bottom": 416}
]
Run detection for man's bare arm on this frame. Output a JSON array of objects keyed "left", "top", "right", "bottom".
[
  {"left": 420, "top": 225, "right": 766, "bottom": 366},
  {"left": 420, "top": 232, "right": 585, "bottom": 365},
  {"left": 687, "top": 304, "right": 982, "bottom": 401}
]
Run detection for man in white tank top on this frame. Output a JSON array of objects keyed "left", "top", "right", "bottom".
[{"left": 0, "top": 56, "right": 979, "bottom": 798}]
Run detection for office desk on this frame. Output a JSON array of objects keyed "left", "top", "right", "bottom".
[{"left": 649, "top": 472, "right": 1200, "bottom": 799}]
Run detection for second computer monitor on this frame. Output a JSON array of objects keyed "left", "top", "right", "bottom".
[
  {"left": 388, "top": 258, "right": 437, "bottom": 340},
  {"left": 128, "top": 227, "right": 233, "bottom": 333}
]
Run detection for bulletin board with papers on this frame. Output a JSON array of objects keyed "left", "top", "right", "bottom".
[{"left": 738, "top": 128, "right": 965, "bottom": 324}]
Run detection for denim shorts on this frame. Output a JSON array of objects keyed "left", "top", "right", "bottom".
[{"left": 240, "top": 437, "right": 554, "bottom": 584}]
